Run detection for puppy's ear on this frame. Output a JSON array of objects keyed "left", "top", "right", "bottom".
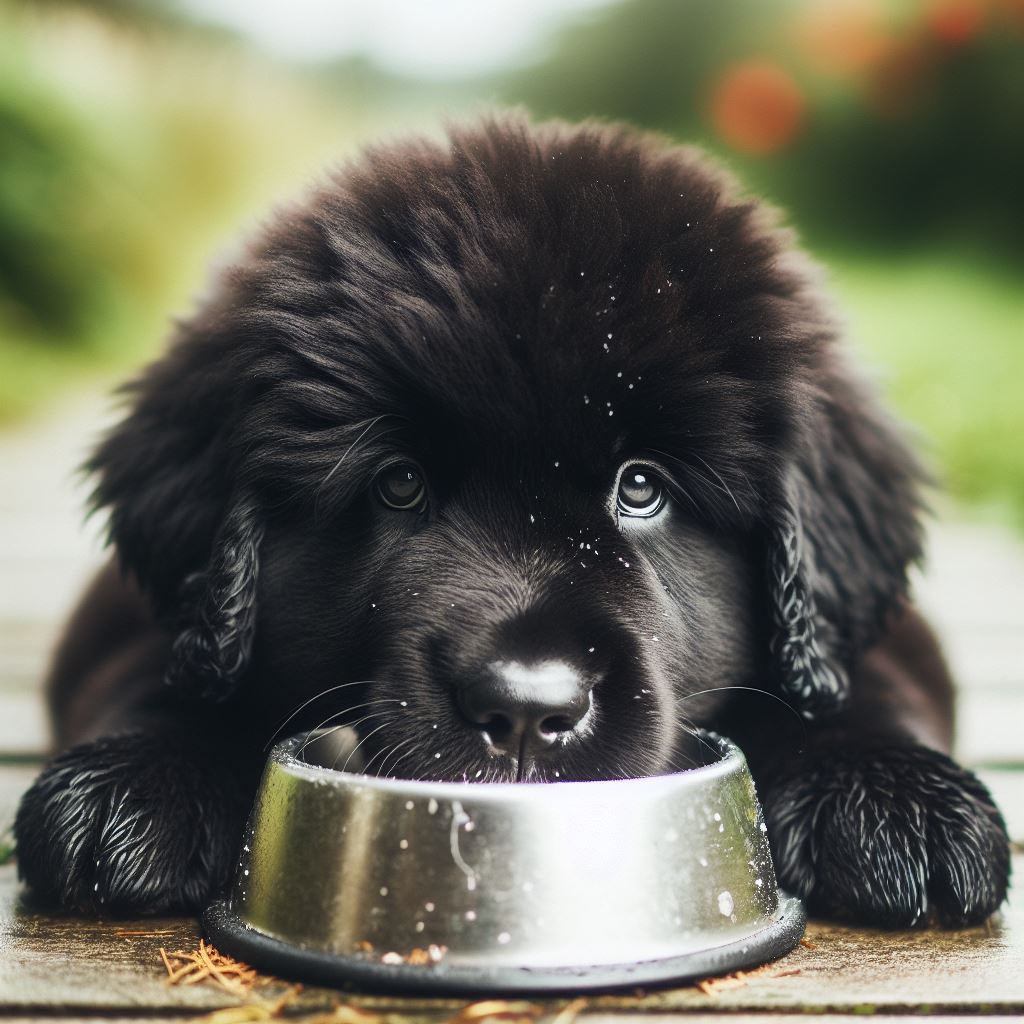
[
  {"left": 165, "top": 495, "right": 264, "bottom": 701},
  {"left": 767, "top": 370, "right": 927, "bottom": 719},
  {"left": 767, "top": 490, "right": 849, "bottom": 718},
  {"left": 88, "top": 322, "right": 265, "bottom": 699},
  {"left": 88, "top": 334, "right": 239, "bottom": 607}
]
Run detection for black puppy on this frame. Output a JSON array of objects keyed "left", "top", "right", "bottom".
[{"left": 15, "top": 113, "right": 1010, "bottom": 926}]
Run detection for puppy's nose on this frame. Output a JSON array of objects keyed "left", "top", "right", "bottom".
[{"left": 458, "top": 660, "right": 591, "bottom": 756}]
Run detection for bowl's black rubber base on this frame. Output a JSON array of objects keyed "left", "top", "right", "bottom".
[{"left": 202, "top": 891, "right": 806, "bottom": 996}]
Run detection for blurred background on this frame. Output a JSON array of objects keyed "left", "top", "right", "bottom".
[
  {"left": 2, "top": 0, "right": 1023, "bottom": 526},
  {"left": 0, "top": 1, "right": 1021, "bottom": 775}
]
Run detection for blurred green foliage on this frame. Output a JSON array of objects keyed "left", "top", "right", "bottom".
[
  {"left": 0, "top": 0, "right": 1022, "bottom": 526},
  {"left": 829, "top": 253, "right": 1024, "bottom": 526},
  {"left": 499, "top": 0, "right": 1024, "bottom": 256},
  {"left": 0, "top": 0, "right": 414, "bottom": 417}
]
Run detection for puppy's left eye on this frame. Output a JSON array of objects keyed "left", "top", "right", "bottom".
[
  {"left": 617, "top": 465, "right": 665, "bottom": 517},
  {"left": 375, "top": 463, "right": 426, "bottom": 511}
]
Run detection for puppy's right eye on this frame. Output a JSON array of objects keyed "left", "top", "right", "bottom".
[
  {"left": 617, "top": 465, "right": 665, "bottom": 518},
  {"left": 375, "top": 463, "right": 426, "bottom": 511}
]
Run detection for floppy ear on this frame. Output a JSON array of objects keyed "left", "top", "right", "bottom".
[
  {"left": 88, "top": 332, "right": 240, "bottom": 608},
  {"left": 165, "top": 494, "right": 264, "bottom": 701},
  {"left": 87, "top": 319, "right": 266, "bottom": 700},
  {"left": 767, "top": 368, "right": 927, "bottom": 719},
  {"left": 767, "top": 488, "right": 849, "bottom": 718}
]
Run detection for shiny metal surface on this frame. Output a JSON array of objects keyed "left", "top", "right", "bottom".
[{"left": 225, "top": 730, "right": 790, "bottom": 973}]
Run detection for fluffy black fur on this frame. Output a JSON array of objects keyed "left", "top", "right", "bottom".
[{"left": 15, "top": 112, "right": 1009, "bottom": 924}]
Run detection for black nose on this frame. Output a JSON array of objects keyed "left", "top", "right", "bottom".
[{"left": 457, "top": 660, "right": 592, "bottom": 757}]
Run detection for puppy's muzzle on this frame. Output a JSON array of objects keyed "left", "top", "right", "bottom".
[{"left": 457, "top": 659, "right": 593, "bottom": 763}]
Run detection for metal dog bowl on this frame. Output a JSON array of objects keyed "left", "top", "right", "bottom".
[{"left": 204, "top": 729, "right": 804, "bottom": 994}]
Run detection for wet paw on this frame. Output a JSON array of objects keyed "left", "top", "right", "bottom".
[
  {"left": 762, "top": 742, "right": 1011, "bottom": 927},
  {"left": 14, "top": 732, "right": 244, "bottom": 914}
]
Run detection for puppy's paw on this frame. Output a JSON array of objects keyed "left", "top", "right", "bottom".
[
  {"left": 14, "top": 732, "right": 244, "bottom": 914},
  {"left": 763, "top": 742, "right": 1011, "bottom": 927}
]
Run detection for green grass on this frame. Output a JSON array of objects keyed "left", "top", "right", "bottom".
[{"left": 825, "top": 252, "right": 1024, "bottom": 529}]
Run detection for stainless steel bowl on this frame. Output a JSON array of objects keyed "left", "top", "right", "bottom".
[{"left": 204, "top": 730, "right": 804, "bottom": 994}]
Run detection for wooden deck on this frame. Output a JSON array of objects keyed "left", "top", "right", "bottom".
[{"left": 1, "top": 391, "right": 1023, "bottom": 1021}]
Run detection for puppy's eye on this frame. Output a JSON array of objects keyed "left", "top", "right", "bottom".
[
  {"left": 375, "top": 463, "right": 426, "bottom": 511},
  {"left": 617, "top": 465, "right": 665, "bottom": 518}
]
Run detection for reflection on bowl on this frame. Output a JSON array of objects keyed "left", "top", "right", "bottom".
[{"left": 203, "top": 728, "right": 804, "bottom": 994}]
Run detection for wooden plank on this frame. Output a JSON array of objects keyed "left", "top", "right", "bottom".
[
  {"left": 977, "top": 768, "right": 1024, "bottom": 843},
  {"left": 2, "top": 858, "right": 1024, "bottom": 1015},
  {"left": 0, "top": 689, "right": 49, "bottom": 759},
  {"left": 957, "top": 692, "right": 1024, "bottom": 766}
]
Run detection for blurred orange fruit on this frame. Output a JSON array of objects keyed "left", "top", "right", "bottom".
[
  {"left": 926, "top": 0, "right": 988, "bottom": 43},
  {"left": 710, "top": 60, "right": 806, "bottom": 154}
]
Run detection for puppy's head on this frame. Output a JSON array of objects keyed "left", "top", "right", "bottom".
[{"left": 90, "top": 113, "right": 925, "bottom": 781}]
